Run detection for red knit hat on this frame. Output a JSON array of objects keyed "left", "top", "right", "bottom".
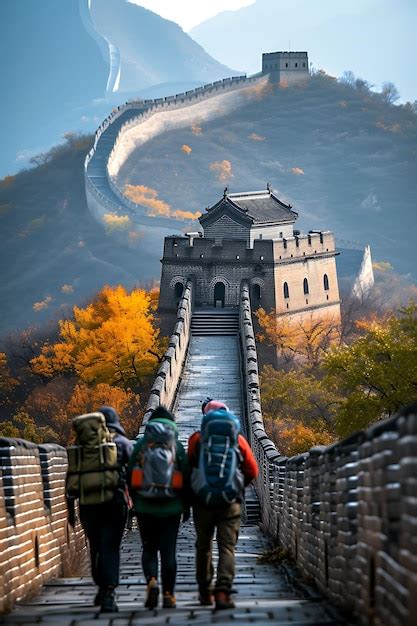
[{"left": 203, "top": 400, "right": 229, "bottom": 414}]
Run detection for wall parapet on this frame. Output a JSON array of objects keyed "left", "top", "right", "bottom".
[
  {"left": 143, "top": 281, "right": 193, "bottom": 426},
  {"left": 84, "top": 74, "right": 266, "bottom": 220},
  {"left": 240, "top": 282, "right": 417, "bottom": 625},
  {"left": 0, "top": 439, "right": 85, "bottom": 613}
]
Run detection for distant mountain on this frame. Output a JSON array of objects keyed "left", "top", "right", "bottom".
[
  {"left": 190, "top": 0, "right": 417, "bottom": 102},
  {"left": 90, "top": 0, "right": 238, "bottom": 92},
  {"left": 116, "top": 73, "right": 417, "bottom": 283},
  {"left": 0, "top": 134, "right": 174, "bottom": 334},
  {"left": 0, "top": 0, "right": 110, "bottom": 177}
]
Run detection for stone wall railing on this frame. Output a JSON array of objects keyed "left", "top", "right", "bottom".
[
  {"left": 0, "top": 439, "right": 85, "bottom": 612},
  {"left": 83, "top": 74, "right": 266, "bottom": 216},
  {"left": 239, "top": 282, "right": 282, "bottom": 528},
  {"left": 239, "top": 283, "right": 417, "bottom": 625},
  {"left": 143, "top": 281, "right": 193, "bottom": 426},
  {"left": 269, "top": 406, "right": 417, "bottom": 626}
]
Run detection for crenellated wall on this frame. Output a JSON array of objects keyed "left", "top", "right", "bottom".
[
  {"left": 142, "top": 281, "right": 193, "bottom": 427},
  {"left": 239, "top": 281, "right": 417, "bottom": 626},
  {"left": 0, "top": 439, "right": 85, "bottom": 612},
  {"left": 84, "top": 74, "right": 267, "bottom": 223}
]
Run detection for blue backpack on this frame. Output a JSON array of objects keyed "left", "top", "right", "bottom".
[{"left": 191, "top": 409, "right": 245, "bottom": 506}]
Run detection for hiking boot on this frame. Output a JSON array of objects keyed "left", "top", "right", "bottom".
[
  {"left": 93, "top": 588, "right": 105, "bottom": 606},
  {"left": 199, "top": 589, "right": 214, "bottom": 606},
  {"left": 145, "top": 577, "right": 159, "bottom": 609},
  {"left": 162, "top": 592, "right": 177, "bottom": 608},
  {"left": 100, "top": 588, "right": 118, "bottom": 613},
  {"left": 215, "top": 591, "right": 235, "bottom": 610}
]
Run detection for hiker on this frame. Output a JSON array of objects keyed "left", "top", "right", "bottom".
[
  {"left": 66, "top": 406, "right": 133, "bottom": 613},
  {"left": 188, "top": 400, "right": 258, "bottom": 610},
  {"left": 128, "top": 405, "right": 190, "bottom": 609}
]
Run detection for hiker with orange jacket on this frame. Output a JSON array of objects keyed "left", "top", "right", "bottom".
[{"left": 188, "top": 400, "right": 258, "bottom": 610}]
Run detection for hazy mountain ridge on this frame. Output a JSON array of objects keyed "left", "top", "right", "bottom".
[
  {"left": 190, "top": 0, "right": 417, "bottom": 103},
  {"left": 1, "top": 75, "right": 416, "bottom": 333},
  {"left": 0, "top": 0, "right": 236, "bottom": 178},
  {"left": 90, "top": 0, "right": 238, "bottom": 92},
  {"left": 116, "top": 73, "right": 417, "bottom": 280}
]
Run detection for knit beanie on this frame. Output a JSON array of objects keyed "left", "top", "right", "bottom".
[
  {"left": 149, "top": 405, "right": 176, "bottom": 422},
  {"left": 203, "top": 400, "right": 229, "bottom": 415},
  {"left": 98, "top": 406, "right": 126, "bottom": 435}
]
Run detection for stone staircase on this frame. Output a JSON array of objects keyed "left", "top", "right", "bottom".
[{"left": 191, "top": 309, "right": 239, "bottom": 336}]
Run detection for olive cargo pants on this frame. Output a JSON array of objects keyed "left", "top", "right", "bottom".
[{"left": 193, "top": 502, "right": 241, "bottom": 592}]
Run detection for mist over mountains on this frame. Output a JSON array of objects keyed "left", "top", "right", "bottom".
[
  {"left": 190, "top": 0, "right": 417, "bottom": 103},
  {"left": 1, "top": 74, "right": 416, "bottom": 333},
  {"left": 0, "top": 0, "right": 235, "bottom": 178},
  {"left": 116, "top": 74, "right": 417, "bottom": 282}
]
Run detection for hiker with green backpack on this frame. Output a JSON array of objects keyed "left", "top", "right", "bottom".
[
  {"left": 128, "top": 405, "right": 190, "bottom": 610},
  {"left": 188, "top": 400, "right": 258, "bottom": 610},
  {"left": 66, "top": 406, "right": 133, "bottom": 613}
]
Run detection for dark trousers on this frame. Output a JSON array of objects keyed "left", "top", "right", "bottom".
[
  {"left": 193, "top": 502, "right": 241, "bottom": 592},
  {"left": 138, "top": 513, "right": 181, "bottom": 594},
  {"left": 80, "top": 498, "right": 127, "bottom": 589}
]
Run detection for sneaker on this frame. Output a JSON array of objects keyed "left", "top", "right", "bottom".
[
  {"left": 93, "top": 588, "right": 105, "bottom": 606},
  {"left": 162, "top": 592, "right": 177, "bottom": 608},
  {"left": 199, "top": 590, "right": 214, "bottom": 606},
  {"left": 215, "top": 591, "right": 235, "bottom": 610},
  {"left": 100, "top": 588, "right": 118, "bottom": 613},
  {"left": 145, "top": 577, "right": 159, "bottom": 609}
]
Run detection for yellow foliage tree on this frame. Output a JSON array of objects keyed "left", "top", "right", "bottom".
[{"left": 31, "top": 285, "right": 163, "bottom": 390}]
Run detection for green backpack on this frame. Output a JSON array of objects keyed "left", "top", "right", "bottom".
[{"left": 66, "top": 412, "right": 119, "bottom": 505}]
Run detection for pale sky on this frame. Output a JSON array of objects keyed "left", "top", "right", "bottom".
[{"left": 129, "top": 0, "right": 255, "bottom": 31}]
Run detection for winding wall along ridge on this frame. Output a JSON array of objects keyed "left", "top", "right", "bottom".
[{"left": 84, "top": 74, "right": 266, "bottom": 226}]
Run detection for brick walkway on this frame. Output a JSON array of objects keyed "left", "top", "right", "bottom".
[
  {"left": 4, "top": 520, "right": 346, "bottom": 625},
  {"left": 2, "top": 317, "right": 349, "bottom": 625}
]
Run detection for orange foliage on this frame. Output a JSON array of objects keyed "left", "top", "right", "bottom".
[
  {"left": 209, "top": 160, "right": 233, "bottom": 182},
  {"left": 24, "top": 379, "right": 141, "bottom": 444},
  {"left": 31, "top": 285, "right": 164, "bottom": 390},
  {"left": 181, "top": 144, "right": 192, "bottom": 154},
  {"left": 265, "top": 418, "right": 333, "bottom": 456},
  {"left": 124, "top": 184, "right": 200, "bottom": 221},
  {"left": 257, "top": 308, "right": 340, "bottom": 365},
  {"left": 191, "top": 121, "right": 203, "bottom": 135}
]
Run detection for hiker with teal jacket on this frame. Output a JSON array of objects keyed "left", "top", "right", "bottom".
[{"left": 128, "top": 405, "right": 190, "bottom": 609}]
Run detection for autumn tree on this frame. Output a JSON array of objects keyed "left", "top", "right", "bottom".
[
  {"left": 0, "top": 410, "right": 59, "bottom": 444},
  {"left": 256, "top": 308, "right": 340, "bottom": 367},
  {"left": 31, "top": 285, "right": 164, "bottom": 391},
  {"left": 261, "top": 365, "right": 340, "bottom": 429},
  {"left": 0, "top": 352, "right": 18, "bottom": 400},
  {"left": 325, "top": 303, "right": 417, "bottom": 436}
]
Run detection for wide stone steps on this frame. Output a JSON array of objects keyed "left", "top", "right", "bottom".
[{"left": 191, "top": 311, "right": 239, "bottom": 336}]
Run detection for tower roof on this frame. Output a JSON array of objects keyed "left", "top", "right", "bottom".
[{"left": 200, "top": 186, "right": 298, "bottom": 227}]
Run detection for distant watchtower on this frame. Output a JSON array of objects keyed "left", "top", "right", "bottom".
[
  {"left": 158, "top": 185, "right": 341, "bottom": 326},
  {"left": 262, "top": 51, "right": 309, "bottom": 84}
]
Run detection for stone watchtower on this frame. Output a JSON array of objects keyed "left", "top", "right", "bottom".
[
  {"left": 159, "top": 186, "right": 341, "bottom": 324},
  {"left": 262, "top": 51, "right": 309, "bottom": 84}
]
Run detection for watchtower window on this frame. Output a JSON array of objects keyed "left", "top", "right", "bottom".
[
  {"left": 285, "top": 62, "right": 288, "bottom": 68},
  {"left": 303, "top": 62, "right": 306, "bottom": 67},
  {"left": 295, "top": 62, "right": 298, "bottom": 68},
  {"left": 323, "top": 274, "right": 329, "bottom": 291},
  {"left": 283, "top": 282, "right": 290, "bottom": 299},
  {"left": 303, "top": 278, "right": 309, "bottom": 295}
]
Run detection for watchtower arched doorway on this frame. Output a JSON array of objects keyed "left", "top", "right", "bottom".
[
  {"left": 214, "top": 282, "right": 225, "bottom": 308},
  {"left": 174, "top": 282, "right": 184, "bottom": 302},
  {"left": 252, "top": 283, "right": 261, "bottom": 308}
]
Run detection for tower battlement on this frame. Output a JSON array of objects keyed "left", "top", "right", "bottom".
[{"left": 262, "top": 51, "right": 309, "bottom": 84}]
